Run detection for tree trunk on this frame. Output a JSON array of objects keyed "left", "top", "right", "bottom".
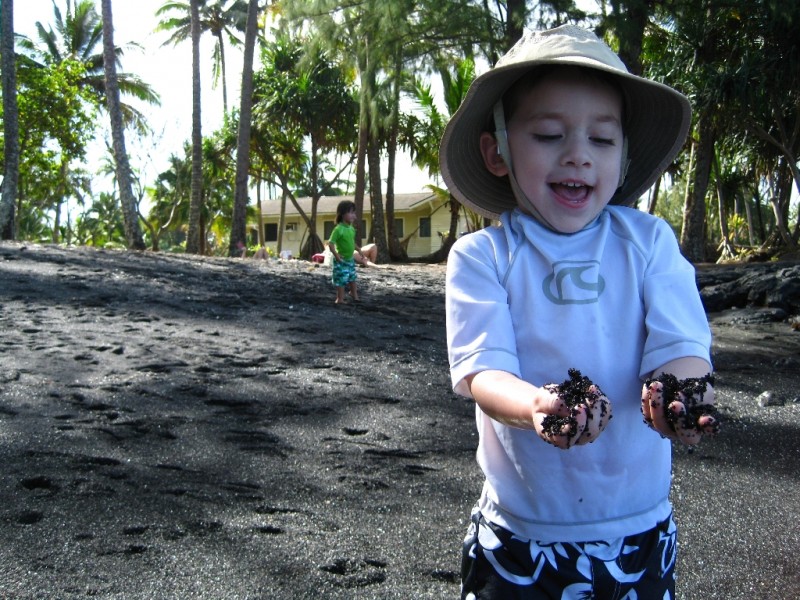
[
  {"left": 715, "top": 187, "right": 732, "bottom": 261},
  {"left": 385, "top": 136, "right": 406, "bottom": 260},
  {"left": 386, "top": 50, "right": 405, "bottom": 262},
  {"left": 52, "top": 159, "right": 69, "bottom": 244},
  {"left": 609, "top": 0, "right": 652, "bottom": 75},
  {"left": 186, "top": 0, "right": 204, "bottom": 255},
  {"left": 766, "top": 169, "right": 795, "bottom": 249},
  {"left": 423, "top": 195, "right": 460, "bottom": 263},
  {"left": 353, "top": 53, "right": 370, "bottom": 224},
  {"left": 505, "top": 0, "right": 525, "bottom": 48},
  {"left": 229, "top": 0, "right": 258, "bottom": 256},
  {"left": 0, "top": 0, "right": 18, "bottom": 240},
  {"left": 256, "top": 176, "right": 263, "bottom": 247},
  {"left": 711, "top": 150, "right": 734, "bottom": 261},
  {"left": 681, "top": 116, "right": 713, "bottom": 263},
  {"left": 215, "top": 30, "right": 228, "bottom": 115},
  {"left": 646, "top": 174, "right": 660, "bottom": 215},
  {"left": 277, "top": 192, "right": 286, "bottom": 254},
  {"left": 367, "top": 136, "right": 388, "bottom": 262},
  {"left": 744, "top": 194, "right": 755, "bottom": 248},
  {"left": 101, "top": 0, "right": 145, "bottom": 251},
  {"left": 301, "top": 136, "right": 324, "bottom": 259}
]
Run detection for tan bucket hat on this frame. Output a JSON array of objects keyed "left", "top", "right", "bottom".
[{"left": 439, "top": 25, "right": 692, "bottom": 220}]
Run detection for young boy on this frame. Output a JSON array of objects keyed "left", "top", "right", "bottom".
[
  {"left": 328, "top": 200, "right": 364, "bottom": 304},
  {"left": 439, "top": 25, "right": 719, "bottom": 598}
]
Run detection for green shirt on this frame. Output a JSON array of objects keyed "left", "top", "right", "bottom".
[{"left": 329, "top": 223, "right": 356, "bottom": 258}]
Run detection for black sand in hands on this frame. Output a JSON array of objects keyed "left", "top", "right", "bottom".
[
  {"left": 541, "top": 368, "right": 610, "bottom": 444},
  {"left": 644, "top": 373, "right": 720, "bottom": 434},
  {"left": 1, "top": 243, "right": 799, "bottom": 599}
]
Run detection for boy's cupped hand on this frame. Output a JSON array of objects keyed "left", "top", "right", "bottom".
[
  {"left": 641, "top": 375, "right": 719, "bottom": 445},
  {"left": 537, "top": 372, "right": 613, "bottom": 449}
]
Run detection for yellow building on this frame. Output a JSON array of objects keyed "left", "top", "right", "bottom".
[{"left": 258, "top": 192, "right": 464, "bottom": 258}]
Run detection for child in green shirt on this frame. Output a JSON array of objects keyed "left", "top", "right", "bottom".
[{"left": 328, "top": 200, "right": 364, "bottom": 304}]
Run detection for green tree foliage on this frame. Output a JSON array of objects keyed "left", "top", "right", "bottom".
[
  {"left": 646, "top": 0, "right": 800, "bottom": 260},
  {"left": 72, "top": 191, "right": 125, "bottom": 247},
  {"left": 400, "top": 57, "right": 476, "bottom": 260},
  {"left": 19, "top": 0, "right": 158, "bottom": 131},
  {"left": 251, "top": 32, "right": 358, "bottom": 258},
  {"left": 145, "top": 152, "right": 192, "bottom": 251},
  {"left": 6, "top": 58, "right": 97, "bottom": 242},
  {"left": 5, "top": 0, "right": 798, "bottom": 262},
  {"left": 145, "top": 132, "right": 235, "bottom": 254},
  {"left": 6, "top": 0, "right": 158, "bottom": 245}
]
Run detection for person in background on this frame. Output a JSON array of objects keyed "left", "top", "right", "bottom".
[
  {"left": 354, "top": 243, "right": 380, "bottom": 267},
  {"left": 328, "top": 200, "right": 364, "bottom": 304},
  {"left": 439, "top": 25, "right": 719, "bottom": 599}
]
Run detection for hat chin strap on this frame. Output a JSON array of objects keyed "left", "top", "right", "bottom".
[
  {"left": 618, "top": 136, "right": 630, "bottom": 189},
  {"left": 492, "top": 101, "right": 631, "bottom": 228},
  {"left": 493, "top": 102, "right": 559, "bottom": 231}
]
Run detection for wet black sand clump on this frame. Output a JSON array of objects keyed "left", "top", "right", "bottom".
[
  {"left": 645, "top": 373, "right": 720, "bottom": 433},
  {"left": 541, "top": 368, "right": 609, "bottom": 440}
]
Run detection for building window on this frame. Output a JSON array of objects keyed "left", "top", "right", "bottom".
[
  {"left": 285, "top": 222, "right": 297, "bottom": 232},
  {"left": 419, "top": 216, "right": 431, "bottom": 238},
  {"left": 394, "top": 218, "right": 404, "bottom": 238},
  {"left": 265, "top": 223, "right": 278, "bottom": 242}
]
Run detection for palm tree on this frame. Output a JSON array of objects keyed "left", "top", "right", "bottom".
[
  {"left": 100, "top": 0, "right": 145, "bottom": 250},
  {"left": 1, "top": 0, "right": 19, "bottom": 239},
  {"left": 156, "top": 0, "right": 249, "bottom": 115},
  {"left": 253, "top": 33, "right": 358, "bottom": 258},
  {"left": 400, "top": 57, "right": 476, "bottom": 261},
  {"left": 145, "top": 153, "right": 191, "bottom": 251},
  {"left": 13, "top": 0, "right": 158, "bottom": 244},
  {"left": 229, "top": 0, "right": 261, "bottom": 256},
  {"left": 186, "top": 0, "right": 204, "bottom": 254},
  {"left": 19, "top": 0, "right": 159, "bottom": 132},
  {"left": 280, "top": 0, "right": 512, "bottom": 262}
]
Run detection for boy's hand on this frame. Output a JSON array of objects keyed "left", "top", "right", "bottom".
[
  {"left": 536, "top": 371, "right": 612, "bottom": 449},
  {"left": 641, "top": 374, "right": 719, "bottom": 445}
]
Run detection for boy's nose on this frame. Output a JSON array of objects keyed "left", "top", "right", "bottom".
[{"left": 561, "top": 137, "right": 592, "bottom": 167}]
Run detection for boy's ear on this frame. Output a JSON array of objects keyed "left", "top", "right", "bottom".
[{"left": 480, "top": 132, "right": 509, "bottom": 176}]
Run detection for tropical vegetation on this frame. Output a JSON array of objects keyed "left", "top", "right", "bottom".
[{"left": 0, "top": 0, "right": 798, "bottom": 263}]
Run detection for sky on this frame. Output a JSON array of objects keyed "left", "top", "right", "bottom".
[{"left": 13, "top": 0, "right": 435, "bottom": 200}]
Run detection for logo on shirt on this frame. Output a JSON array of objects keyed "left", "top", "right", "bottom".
[{"left": 542, "top": 261, "right": 605, "bottom": 304}]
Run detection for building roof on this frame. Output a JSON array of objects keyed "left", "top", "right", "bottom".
[{"left": 260, "top": 192, "right": 439, "bottom": 217}]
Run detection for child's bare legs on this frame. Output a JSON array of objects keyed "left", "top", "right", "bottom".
[
  {"left": 348, "top": 281, "right": 359, "bottom": 301},
  {"left": 335, "top": 286, "right": 346, "bottom": 304},
  {"left": 355, "top": 243, "right": 382, "bottom": 267}
]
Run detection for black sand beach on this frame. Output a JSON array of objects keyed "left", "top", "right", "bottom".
[{"left": 1, "top": 242, "right": 798, "bottom": 599}]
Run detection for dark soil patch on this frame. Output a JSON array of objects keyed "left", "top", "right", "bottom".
[{"left": 1, "top": 242, "right": 798, "bottom": 599}]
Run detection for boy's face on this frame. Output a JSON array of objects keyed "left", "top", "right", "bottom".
[{"left": 482, "top": 70, "right": 624, "bottom": 233}]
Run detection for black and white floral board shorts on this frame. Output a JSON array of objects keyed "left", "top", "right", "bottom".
[{"left": 461, "top": 507, "right": 677, "bottom": 599}]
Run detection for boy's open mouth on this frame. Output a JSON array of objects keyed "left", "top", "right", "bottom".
[{"left": 551, "top": 182, "right": 592, "bottom": 202}]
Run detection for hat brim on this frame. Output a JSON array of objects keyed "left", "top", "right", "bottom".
[{"left": 440, "top": 59, "right": 692, "bottom": 220}]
